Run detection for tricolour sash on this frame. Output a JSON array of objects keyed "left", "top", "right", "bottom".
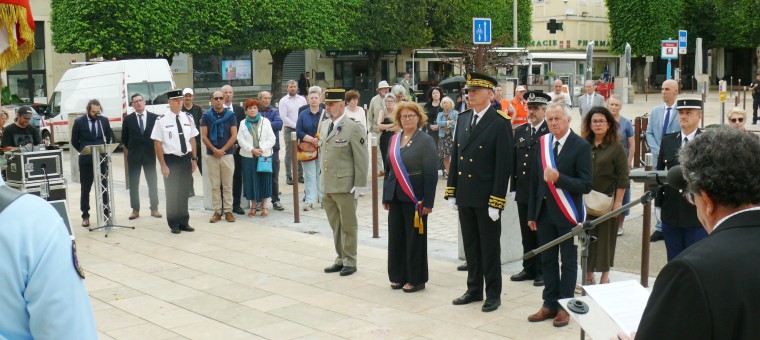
[
  {"left": 388, "top": 133, "right": 424, "bottom": 234},
  {"left": 539, "top": 134, "right": 585, "bottom": 225}
]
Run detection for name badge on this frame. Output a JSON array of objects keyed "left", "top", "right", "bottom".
[
  {"left": 166, "top": 125, "right": 175, "bottom": 128},
  {"left": 184, "top": 123, "right": 191, "bottom": 126}
]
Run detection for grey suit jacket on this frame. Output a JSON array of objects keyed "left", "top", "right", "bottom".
[
  {"left": 578, "top": 93, "right": 605, "bottom": 118},
  {"left": 645, "top": 103, "right": 681, "bottom": 167},
  {"left": 318, "top": 116, "right": 369, "bottom": 194}
]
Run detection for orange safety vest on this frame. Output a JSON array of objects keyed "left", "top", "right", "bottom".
[{"left": 511, "top": 97, "right": 528, "bottom": 127}]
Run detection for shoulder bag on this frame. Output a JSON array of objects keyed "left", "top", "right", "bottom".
[
  {"left": 254, "top": 121, "right": 273, "bottom": 173},
  {"left": 296, "top": 109, "right": 325, "bottom": 162}
]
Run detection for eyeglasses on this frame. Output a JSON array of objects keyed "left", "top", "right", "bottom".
[
  {"left": 731, "top": 118, "right": 744, "bottom": 123},
  {"left": 400, "top": 114, "right": 418, "bottom": 120},
  {"left": 591, "top": 120, "right": 608, "bottom": 125},
  {"left": 212, "top": 97, "right": 224, "bottom": 101},
  {"left": 132, "top": 99, "right": 145, "bottom": 104}
]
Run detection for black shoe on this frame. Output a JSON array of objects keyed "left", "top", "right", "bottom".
[
  {"left": 403, "top": 283, "right": 426, "bottom": 293},
  {"left": 324, "top": 264, "right": 344, "bottom": 273},
  {"left": 457, "top": 262, "right": 468, "bottom": 271},
  {"left": 287, "top": 177, "right": 294, "bottom": 185},
  {"left": 340, "top": 266, "right": 357, "bottom": 276},
  {"left": 298, "top": 176, "right": 304, "bottom": 183},
  {"left": 482, "top": 298, "right": 501, "bottom": 312},
  {"left": 452, "top": 293, "right": 483, "bottom": 305},
  {"left": 650, "top": 230, "right": 664, "bottom": 242},
  {"left": 180, "top": 225, "right": 195, "bottom": 232},
  {"left": 533, "top": 276, "right": 545, "bottom": 287},
  {"left": 232, "top": 206, "right": 245, "bottom": 215},
  {"left": 273, "top": 201, "right": 284, "bottom": 211},
  {"left": 510, "top": 270, "right": 536, "bottom": 282},
  {"left": 170, "top": 228, "right": 181, "bottom": 234}
]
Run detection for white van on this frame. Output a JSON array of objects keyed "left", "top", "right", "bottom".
[{"left": 42, "top": 59, "right": 176, "bottom": 144}]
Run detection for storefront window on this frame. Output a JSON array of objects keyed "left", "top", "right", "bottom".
[
  {"left": 193, "top": 52, "right": 253, "bottom": 88},
  {"left": 6, "top": 21, "right": 46, "bottom": 102}
]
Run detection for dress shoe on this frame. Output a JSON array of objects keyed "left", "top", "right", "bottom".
[
  {"left": 533, "top": 275, "right": 545, "bottom": 287},
  {"left": 273, "top": 201, "right": 284, "bottom": 211},
  {"left": 298, "top": 176, "right": 304, "bottom": 183},
  {"left": 209, "top": 213, "right": 222, "bottom": 223},
  {"left": 482, "top": 298, "right": 501, "bottom": 312},
  {"left": 179, "top": 225, "right": 195, "bottom": 232},
  {"left": 151, "top": 210, "right": 162, "bottom": 218},
  {"left": 82, "top": 218, "right": 90, "bottom": 227},
  {"left": 286, "top": 177, "right": 294, "bottom": 185},
  {"left": 650, "top": 230, "right": 664, "bottom": 242},
  {"left": 452, "top": 293, "right": 483, "bottom": 305},
  {"left": 553, "top": 310, "right": 570, "bottom": 327},
  {"left": 403, "top": 283, "right": 425, "bottom": 293},
  {"left": 528, "top": 307, "right": 558, "bottom": 322},
  {"left": 456, "top": 262, "right": 468, "bottom": 271},
  {"left": 510, "top": 270, "right": 536, "bottom": 282},
  {"left": 232, "top": 206, "right": 245, "bottom": 215},
  {"left": 170, "top": 228, "right": 181, "bottom": 234},
  {"left": 324, "top": 264, "right": 344, "bottom": 273},
  {"left": 225, "top": 212, "right": 236, "bottom": 222},
  {"left": 339, "top": 266, "right": 357, "bottom": 276},
  {"left": 129, "top": 210, "right": 139, "bottom": 220}
]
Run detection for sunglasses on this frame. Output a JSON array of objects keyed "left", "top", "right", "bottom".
[
  {"left": 730, "top": 118, "right": 744, "bottom": 123},
  {"left": 212, "top": 97, "right": 224, "bottom": 101}
]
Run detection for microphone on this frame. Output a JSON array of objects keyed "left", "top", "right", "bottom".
[{"left": 666, "top": 165, "right": 688, "bottom": 190}]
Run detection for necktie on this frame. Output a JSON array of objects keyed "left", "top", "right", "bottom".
[
  {"left": 138, "top": 113, "right": 144, "bottom": 134},
  {"left": 472, "top": 114, "right": 479, "bottom": 127},
  {"left": 176, "top": 115, "right": 187, "bottom": 154},
  {"left": 554, "top": 141, "right": 560, "bottom": 158},
  {"left": 531, "top": 127, "right": 536, "bottom": 140},
  {"left": 683, "top": 137, "right": 688, "bottom": 145},
  {"left": 91, "top": 119, "right": 98, "bottom": 138},
  {"left": 328, "top": 122, "right": 334, "bottom": 135},
  {"left": 662, "top": 108, "right": 671, "bottom": 137}
]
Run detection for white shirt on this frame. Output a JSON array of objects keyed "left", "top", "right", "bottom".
[
  {"left": 714, "top": 206, "right": 760, "bottom": 232},
  {"left": 344, "top": 106, "right": 367, "bottom": 132},
  {"left": 472, "top": 104, "right": 491, "bottom": 125},
  {"left": 278, "top": 94, "right": 307, "bottom": 129},
  {"left": 134, "top": 110, "right": 147, "bottom": 130},
  {"left": 553, "top": 128, "right": 572, "bottom": 155},
  {"left": 151, "top": 111, "right": 199, "bottom": 156},
  {"left": 681, "top": 129, "right": 698, "bottom": 145}
]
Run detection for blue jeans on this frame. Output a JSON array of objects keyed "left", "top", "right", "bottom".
[
  {"left": 302, "top": 158, "right": 321, "bottom": 205},
  {"left": 662, "top": 223, "right": 708, "bottom": 261}
]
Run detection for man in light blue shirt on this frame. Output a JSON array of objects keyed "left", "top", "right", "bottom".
[{"left": 0, "top": 177, "right": 97, "bottom": 339}]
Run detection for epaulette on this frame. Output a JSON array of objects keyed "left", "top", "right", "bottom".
[{"left": 497, "top": 110, "right": 511, "bottom": 120}]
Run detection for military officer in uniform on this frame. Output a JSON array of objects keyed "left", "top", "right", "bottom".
[
  {"left": 151, "top": 89, "right": 199, "bottom": 234},
  {"left": 319, "top": 89, "right": 369, "bottom": 277},
  {"left": 509, "top": 91, "right": 550, "bottom": 287},
  {"left": 445, "top": 73, "right": 514, "bottom": 313}
]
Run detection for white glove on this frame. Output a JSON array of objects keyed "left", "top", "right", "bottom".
[
  {"left": 509, "top": 191, "right": 516, "bottom": 199},
  {"left": 488, "top": 207, "right": 500, "bottom": 221},
  {"left": 448, "top": 198, "right": 458, "bottom": 211},
  {"left": 350, "top": 186, "right": 365, "bottom": 199},
  {"left": 655, "top": 207, "right": 662, "bottom": 221}
]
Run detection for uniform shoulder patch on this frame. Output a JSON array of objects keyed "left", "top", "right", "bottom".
[{"left": 497, "top": 110, "right": 511, "bottom": 120}]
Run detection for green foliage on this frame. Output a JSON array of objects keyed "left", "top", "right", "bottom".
[
  {"left": 352, "top": 0, "right": 433, "bottom": 50},
  {"left": 606, "top": 0, "right": 684, "bottom": 56},
  {"left": 429, "top": 0, "right": 532, "bottom": 47},
  {"left": 713, "top": 0, "right": 760, "bottom": 48}
]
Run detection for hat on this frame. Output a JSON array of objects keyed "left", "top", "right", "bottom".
[
  {"left": 464, "top": 72, "right": 498, "bottom": 90},
  {"left": 325, "top": 89, "right": 346, "bottom": 102},
  {"left": 167, "top": 89, "right": 183, "bottom": 99},
  {"left": 182, "top": 88, "right": 194, "bottom": 96},
  {"left": 526, "top": 91, "right": 551, "bottom": 106},
  {"left": 515, "top": 85, "right": 527, "bottom": 92},
  {"left": 17, "top": 105, "right": 33, "bottom": 118},
  {"left": 377, "top": 81, "right": 391, "bottom": 90},
  {"left": 676, "top": 98, "right": 703, "bottom": 110}
]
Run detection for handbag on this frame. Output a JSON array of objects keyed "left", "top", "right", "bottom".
[
  {"left": 296, "top": 109, "right": 325, "bottom": 162},
  {"left": 257, "top": 156, "right": 272, "bottom": 173},
  {"left": 584, "top": 190, "right": 614, "bottom": 217}
]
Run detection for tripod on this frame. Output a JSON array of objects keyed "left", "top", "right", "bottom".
[{"left": 84, "top": 144, "right": 134, "bottom": 237}]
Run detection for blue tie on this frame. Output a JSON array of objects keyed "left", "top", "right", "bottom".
[
  {"left": 91, "top": 119, "right": 98, "bottom": 138},
  {"left": 661, "top": 108, "right": 671, "bottom": 137}
]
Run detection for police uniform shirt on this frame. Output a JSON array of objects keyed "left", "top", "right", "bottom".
[
  {"left": 681, "top": 129, "right": 697, "bottom": 145},
  {"left": 151, "top": 111, "right": 199, "bottom": 156}
]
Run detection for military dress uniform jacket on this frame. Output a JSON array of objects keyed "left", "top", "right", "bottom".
[
  {"left": 318, "top": 116, "right": 369, "bottom": 194},
  {"left": 511, "top": 121, "right": 548, "bottom": 204},
  {"left": 656, "top": 130, "right": 702, "bottom": 227},
  {"left": 444, "top": 106, "right": 513, "bottom": 209}
]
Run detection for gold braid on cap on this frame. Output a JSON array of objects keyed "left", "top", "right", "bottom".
[
  {"left": 465, "top": 79, "right": 494, "bottom": 89},
  {"left": 444, "top": 187, "right": 456, "bottom": 199},
  {"left": 488, "top": 195, "right": 506, "bottom": 210}
]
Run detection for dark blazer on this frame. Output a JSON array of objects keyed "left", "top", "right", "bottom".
[
  {"left": 229, "top": 105, "right": 245, "bottom": 153},
  {"left": 121, "top": 111, "right": 158, "bottom": 164},
  {"left": 260, "top": 106, "right": 283, "bottom": 150},
  {"left": 445, "top": 106, "right": 513, "bottom": 209},
  {"left": 656, "top": 130, "right": 702, "bottom": 227},
  {"left": 511, "top": 120, "right": 549, "bottom": 203},
  {"left": 636, "top": 209, "right": 760, "bottom": 339},
  {"left": 382, "top": 132, "right": 438, "bottom": 208},
  {"left": 527, "top": 131, "right": 592, "bottom": 227},
  {"left": 71, "top": 114, "right": 113, "bottom": 165}
]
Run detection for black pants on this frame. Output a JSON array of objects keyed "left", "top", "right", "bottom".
[
  {"left": 232, "top": 151, "right": 243, "bottom": 208},
  {"left": 79, "top": 160, "right": 108, "bottom": 219},
  {"left": 271, "top": 149, "right": 280, "bottom": 202},
  {"left": 536, "top": 201, "right": 577, "bottom": 310},
  {"left": 128, "top": 160, "right": 159, "bottom": 211},
  {"left": 753, "top": 97, "right": 760, "bottom": 124},
  {"left": 517, "top": 202, "right": 542, "bottom": 277},
  {"left": 164, "top": 154, "right": 192, "bottom": 230},
  {"left": 387, "top": 198, "right": 428, "bottom": 285},
  {"left": 459, "top": 206, "right": 502, "bottom": 300}
]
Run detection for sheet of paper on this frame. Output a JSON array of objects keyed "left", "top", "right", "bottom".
[{"left": 583, "top": 280, "right": 651, "bottom": 334}]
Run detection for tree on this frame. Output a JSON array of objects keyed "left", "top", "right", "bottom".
[{"left": 606, "top": 0, "right": 684, "bottom": 91}]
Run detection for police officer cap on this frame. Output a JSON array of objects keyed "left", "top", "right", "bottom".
[
  {"left": 676, "top": 98, "right": 702, "bottom": 110},
  {"left": 325, "top": 89, "right": 346, "bottom": 102},
  {"left": 167, "top": 89, "right": 183, "bottom": 99},
  {"left": 464, "top": 72, "right": 498, "bottom": 90},
  {"left": 526, "top": 91, "right": 551, "bottom": 106}
]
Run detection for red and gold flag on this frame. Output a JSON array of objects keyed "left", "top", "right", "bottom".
[{"left": 0, "top": 0, "right": 35, "bottom": 71}]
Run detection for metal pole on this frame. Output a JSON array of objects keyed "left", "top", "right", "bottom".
[
  {"left": 640, "top": 153, "right": 653, "bottom": 287},
  {"left": 291, "top": 131, "right": 300, "bottom": 223},
  {"left": 701, "top": 89, "right": 706, "bottom": 128},
  {"left": 744, "top": 86, "right": 747, "bottom": 110},
  {"left": 730, "top": 76, "right": 733, "bottom": 97},
  {"left": 371, "top": 136, "right": 379, "bottom": 238},
  {"left": 124, "top": 149, "right": 129, "bottom": 189},
  {"left": 645, "top": 79, "right": 648, "bottom": 102}
]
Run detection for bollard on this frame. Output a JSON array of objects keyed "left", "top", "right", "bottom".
[
  {"left": 730, "top": 76, "right": 733, "bottom": 97},
  {"left": 641, "top": 153, "right": 654, "bottom": 287},
  {"left": 645, "top": 79, "right": 648, "bottom": 102},
  {"left": 701, "top": 89, "right": 706, "bottom": 128},
  {"left": 291, "top": 132, "right": 300, "bottom": 223},
  {"left": 371, "top": 136, "right": 379, "bottom": 238},
  {"left": 744, "top": 86, "right": 748, "bottom": 110}
]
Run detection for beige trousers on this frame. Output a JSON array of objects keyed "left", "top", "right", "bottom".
[
  {"left": 322, "top": 192, "right": 358, "bottom": 267},
  {"left": 207, "top": 154, "right": 234, "bottom": 213}
]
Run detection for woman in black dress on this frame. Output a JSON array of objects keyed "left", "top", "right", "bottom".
[{"left": 377, "top": 93, "right": 399, "bottom": 174}]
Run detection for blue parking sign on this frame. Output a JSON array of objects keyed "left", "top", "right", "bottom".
[{"left": 473, "top": 18, "right": 492, "bottom": 44}]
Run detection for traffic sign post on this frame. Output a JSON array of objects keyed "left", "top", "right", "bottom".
[
  {"left": 473, "top": 18, "right": 492, "bottom": 45},
  {"left": 661, "top": 40, "right": 678, "bottom": 80},
  {"left": 678, "top": 30, "right": 687, "bottom": 55}
]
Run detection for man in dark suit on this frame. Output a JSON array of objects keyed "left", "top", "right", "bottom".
[
  {"left": 221, "top": 85, "right": 246, "bottom": 215},
  {"left": 71, "top": 99, "right": 113, "bottom": 227},
  {"left": 656, "top": 98, "right": 706, "bottom": 261},
  {"left": 627, "top": 126, "right": 760, "bottom": 339},
  {"left": 444, "top": 72, "right": 513, "bottom": 313},
  {"left": 122, "top": 93, "right": 161, "bottom": 220},
  {"left": 509, "top": 91, "right": 550, "bottom": 287},
  {"left": 258, "top": 91, "right": 285, "bottom": 211},
  {"left": 527, "top": 102, "right": 592, "bottom": 327}
]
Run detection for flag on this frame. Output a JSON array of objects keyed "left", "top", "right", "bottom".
[{"left": 0, "top": 0, "right": 35, "bottom": 71}]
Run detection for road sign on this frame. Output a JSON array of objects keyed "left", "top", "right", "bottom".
[
  {"left": 661, "top": 40, "right": 678, "bottom": 60},
  {"left": 473, "top": 18, "right": 492, "bottom": 44},
  {"left": 678, "top": 30, "right": 687, "bottom": 55},
  {"left": 720, "top": 80, "right": 727, "bottom": 102}
]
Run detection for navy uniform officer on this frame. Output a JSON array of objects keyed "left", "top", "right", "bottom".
[
  {"left": 152, "top": 89, "right": 199, "bottom": 234},
  {"left": 444, "top": 72, "right": 514, "bottom": 313},
  {"left": 509, "top": 91, "right": 551, "bottom": 287}
]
